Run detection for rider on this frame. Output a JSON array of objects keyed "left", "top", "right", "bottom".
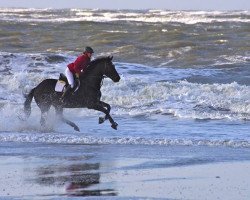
[{"left": 60, "top": 46, "right": 94, "bottom": 102}]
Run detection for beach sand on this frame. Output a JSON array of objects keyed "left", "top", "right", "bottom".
[
  {"left": 104, "top": 161, "right": 250, "bottom": 199},
  {"left": 0, "top": 143, "right": 250, "bottom": 200}
]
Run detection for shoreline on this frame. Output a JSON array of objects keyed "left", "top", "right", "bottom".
[{"left": 0, "top": 143, "right": 250, "bottom": 199}]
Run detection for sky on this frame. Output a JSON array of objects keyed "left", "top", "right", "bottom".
[{"left": 0, "top": 0, "right": 249, "bottom": 10}]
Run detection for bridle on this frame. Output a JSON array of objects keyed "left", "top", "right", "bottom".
[{"left": 101, "top": 60, "right": 109, "bottom": 86}]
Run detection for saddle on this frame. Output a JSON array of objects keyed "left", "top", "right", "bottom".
[
  {"left": 59, "top": 73, "right": 68, "bottom": 83},
  {"left": 55, "top": 73, "right": 80, "bottom": 93}
]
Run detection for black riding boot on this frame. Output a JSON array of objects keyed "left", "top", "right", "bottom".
[{"left": 60, "top": 85, "right": 72, "bottom": 103}]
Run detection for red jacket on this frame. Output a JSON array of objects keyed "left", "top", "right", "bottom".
[{"left": 67, "top": 53, "right": 90, "bottom": 74}]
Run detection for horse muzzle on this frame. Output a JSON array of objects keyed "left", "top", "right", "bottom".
[{"left": 113, "top": 75, "right": 120, "bottom": 82}]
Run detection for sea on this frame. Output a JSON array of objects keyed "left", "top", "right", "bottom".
[{"left": 0, "top": 8, "right": 250, "bottom": 199}]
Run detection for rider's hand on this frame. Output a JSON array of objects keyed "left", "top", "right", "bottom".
[{"left": 75, "top": 76, "right": 80, "bottom": 87}]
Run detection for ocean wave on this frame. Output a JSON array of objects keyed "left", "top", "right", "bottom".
[
  {"left": 102, "top": 79, "right": 250, "bottom": 120},
  {"left": 0, "top": 52, "right": 249, "bottom": 120},
  {"left": 0, "top": 52, "right": 70, "bottom": 99},
  {"left": 0, "top": 132, "right": 249, "bottom": 148},
  {"left": 0, "top": 9, "right": 249, "bottom": 24}
]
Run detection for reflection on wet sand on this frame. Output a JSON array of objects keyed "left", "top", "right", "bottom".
[{"left": 31, "top": 162, "right": 117, "bottom": 197}]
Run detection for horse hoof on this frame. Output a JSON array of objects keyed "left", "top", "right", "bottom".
[
  {"left": 111, "top": 122, "right": 118, "bottom": 130},
  {"left": 99, "top": 117, "right": 105, "bottom": 124},
  {"left": 74, "top": 126, "right": 80, "bottom": 132}
]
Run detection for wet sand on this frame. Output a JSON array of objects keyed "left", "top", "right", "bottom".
[
  {"left": 0, "top": 143, "right": 250, "bottom": 200},
  {"left": 104, "top": 161, "right": 250, "bottom": 199}
]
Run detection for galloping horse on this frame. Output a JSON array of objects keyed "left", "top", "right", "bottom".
[{"left": 23, "top": 56, "right": 120, "bottom": 131}]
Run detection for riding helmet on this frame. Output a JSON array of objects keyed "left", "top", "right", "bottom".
[{"left": 85, "top": 46, "right": 94, "bottom": 53}]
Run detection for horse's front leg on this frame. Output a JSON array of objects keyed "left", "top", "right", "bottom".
[
  {"left": 91, "top": 102, "right": 118, "bottom": 130},
  {"left": 98, "top": 101, "right": 111, "bottom": 124}
]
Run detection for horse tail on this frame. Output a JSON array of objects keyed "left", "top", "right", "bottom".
[{"left": 24, "top": 88, "right": 35, "bottom": 118}]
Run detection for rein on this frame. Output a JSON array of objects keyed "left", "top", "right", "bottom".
[{"left": 96, "top": 60, "right": 108, "bottom": 88}]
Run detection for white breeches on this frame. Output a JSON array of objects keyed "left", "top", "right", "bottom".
[{"left": 65, "top": 68, "right": 74, "bottom": 88}]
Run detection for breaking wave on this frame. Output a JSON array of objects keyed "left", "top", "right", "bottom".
[
  {"left": 0, "top": 9, "right": 249, "bottom": 24},
  {"left": 0, "top": 132, "right": 249, "bottom": 148},
  {"left": 0, "top": 52, "right": 249, "bottom": 121}
]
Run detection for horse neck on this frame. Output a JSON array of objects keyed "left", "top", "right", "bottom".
[{"left": 81, "top": 62, "right": 104, "bottom": 90}]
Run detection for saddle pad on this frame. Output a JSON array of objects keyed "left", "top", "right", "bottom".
[{"left": 55, "top": 80, "right": 66, "bottom": 92}]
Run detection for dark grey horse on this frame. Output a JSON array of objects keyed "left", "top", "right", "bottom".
[{"left": 23, "top": 56, "right": 120, "bottom": 131}]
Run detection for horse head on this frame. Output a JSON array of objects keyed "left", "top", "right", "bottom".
[
  {"left": 82, "top": 56, "right": 120, "bottom": 84},
  {"left": 102, "top": 56, "right": 120, "bottom": 82}
]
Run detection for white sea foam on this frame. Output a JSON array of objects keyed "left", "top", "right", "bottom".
[
  {"left": 102, "top": 78, "right": 250, "bottom": 120},
  {"left": 217, "top": 55, "right": 250, "bottom": 65},
  {"left": 0, "top": 52, "right": 249, "bottom": 121},
  {"left": 0, "top": 132, "right": 249, "bottom": 148},
  {"left": 0, "top": 9, "right": 249, "bottom": 24}
]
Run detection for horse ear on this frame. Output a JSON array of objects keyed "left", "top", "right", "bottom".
[{"left": 109, "top": 55, "right": 113, "bottom": 61}]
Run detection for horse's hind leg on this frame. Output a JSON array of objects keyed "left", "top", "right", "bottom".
[
  {"left": 55, "top": 106, "right": 80, "bottom": 132},
  {"left": 40, "top": 111, "right": 47, "bottom": 127},
  {"left": 39, "top": 104, "right": 50, "bottom": 128}
]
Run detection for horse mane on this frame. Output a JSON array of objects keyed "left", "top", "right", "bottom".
[{"left": 83, "top": 56, "right": 110, "bottom": 75}]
